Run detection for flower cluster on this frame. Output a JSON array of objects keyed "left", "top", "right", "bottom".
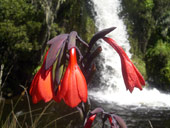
[
  {"left": 103, "top": 37, "right": 145, "bottom": 92},
  {"left": 54, "top": 48, "right": 87, "bottom": 107},
  {"left": 29, "top": 50, "right": 53, "bottom": 103},
  {"left": 30, "top": 47, "right": 87, "bottom": 108},
  {"left": 83, "top": 107, "right": 127, "bottom": 128},
  {"left": 29, "top": 27, "right": 145, "bottom": 108}
]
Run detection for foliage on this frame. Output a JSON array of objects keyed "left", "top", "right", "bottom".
[
  {"left": 0, "top": 0, "right": 45, "bottom": 96},
  {"left": 146, "top": 40, "right": 170, "bottom": 86},
  {"left": 120, "top": 0, "right": 170, "bottom": 88},
  {"left": 55, "top": 0, "right": 95, "bottom": 43},
  {"left": 132, "top": 55, "right": 147, "bottom": 79},
  {"left": 121, "top": 0, "right": 155, "bottom": 53},
  {"left": 0, "top": 0, "right": 95, "bottom": 97}
]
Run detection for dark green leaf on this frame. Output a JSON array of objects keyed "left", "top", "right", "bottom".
[
  {"left": 88, "top": 27, "right": 116, "bottom": 50},
  {"left": 47, "top": 34, "right": 68, "bottom": 44},
  {"left": 55, "top": 64, "right": 64, "bottom": 86},
  {"left": 46, "top": 34, "right": 68, "bottom": 69},
  {"left": 67, "top": 31, "right": 77, "bottom": 50},
  {"left": 52, "top": 56, "right": 58, "bottom": 84},
  {"left": 55, "top": 42, "right": 66, "bottom": 85},
  {"left": 110, "top": 114, "right": 127, "bottom": 128},
  {"left": 77, "top": 35, "right": 89, "bottom": 47}
]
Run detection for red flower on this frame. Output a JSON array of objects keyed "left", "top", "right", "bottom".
[
  {"left": 29, "top": 50, "right": 53, "bottom": 103},
  {"left": 56, "top": 47, "right": 87, "bottom": 108},
  {"left": 103, "top": 37, "right": 145, "bottom": 92},
  {"left": 84, "top": 114, "right": 96, "bottom": 128}
]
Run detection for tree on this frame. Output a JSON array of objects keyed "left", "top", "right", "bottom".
[{"left": 0, "top": 0, "right": 45, "bottom": 96}]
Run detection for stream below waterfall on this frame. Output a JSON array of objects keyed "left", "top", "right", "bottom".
[{"left": 90, "top": 97, "right": 170, "bottom": 128}]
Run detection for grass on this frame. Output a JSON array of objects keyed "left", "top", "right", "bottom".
[{"left": 0, "top": 86, "right": 82, "bottom": 128}]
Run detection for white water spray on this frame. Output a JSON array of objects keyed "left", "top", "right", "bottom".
[{"left": 89, "top": 0, "right": 170, "bottom": 108}]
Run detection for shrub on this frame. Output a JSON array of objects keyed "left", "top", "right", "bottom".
[{"left": 146, "top": 39, "right": 170, "bottom": 87}]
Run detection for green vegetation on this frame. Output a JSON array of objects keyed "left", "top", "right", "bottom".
[
  {"left": 0, "top": 86, "right": 81, "bottom": 128},
  {"left": 0, "top": 0, "right": 169, "bottom": 94},
  {"left": 146, "top": 40, "right": 170, "bottom": 88},
  {"left": 0, "top": 0, "right": 45, "bottom": 97},
  {"left": 121, "top": 0, "right": 170, "bottom": 89},
  {"left": 0, "top": 0, "right": 170, "bottom": 127},
  {"left": 132, "top": 55, "right": 147, "bottom": 79},
  {"left": 0, "top": 0, "right": 95, "bottom": 97},
  {"left": 56, "top": 0, "right": 95, "bottom": 43}
]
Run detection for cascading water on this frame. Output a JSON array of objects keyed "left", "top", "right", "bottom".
[{"left": 89, "top": 0, "right": 170, "bottom": 108}]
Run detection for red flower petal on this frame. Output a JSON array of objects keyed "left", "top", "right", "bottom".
[
  {"left": 37, "top": 67, "right": 53, "bottom": 102},
  {"left": 29, "top": 69, "right": 42, "bottom": 103},
  {"left": 121, "top": 59, "right": 142, "bottom": 92},
  {"left": 58, "top": 65, "right": 70, "bottom": 100},
  {"left": 103, "top": 37, "right": 145, "bottom": 92},
  {"left": 75, "top": 65, "right": 87, "bottom": 102},
  {"left": 63, "top": 70, "right": 81, "bottom": 108},
  {"left": 59, "top": 48, "right": 87, "bottom": 107},
  {"left": 84, "top": 114, "right": 96, "bottom": 128},
  {"left": 132, "top": 63, "right": 145, "bottom": 85},
  {"left": 30, "top": 50, "right": 54, "bottom": 103},
  {"left": 29, "top": 69, "right": 40, "bottom": 95}
]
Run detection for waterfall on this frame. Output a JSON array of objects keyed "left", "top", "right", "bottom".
[{"left": 89, "top": 0, "right": 170, "bottom": 108}]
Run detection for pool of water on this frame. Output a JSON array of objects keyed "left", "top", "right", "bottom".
[
  {"left": 90, "top": 98, "right": 170, "bottom": 128},
  {"left": 1, "top": 93, "right": 170, "bottom": 128}
]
